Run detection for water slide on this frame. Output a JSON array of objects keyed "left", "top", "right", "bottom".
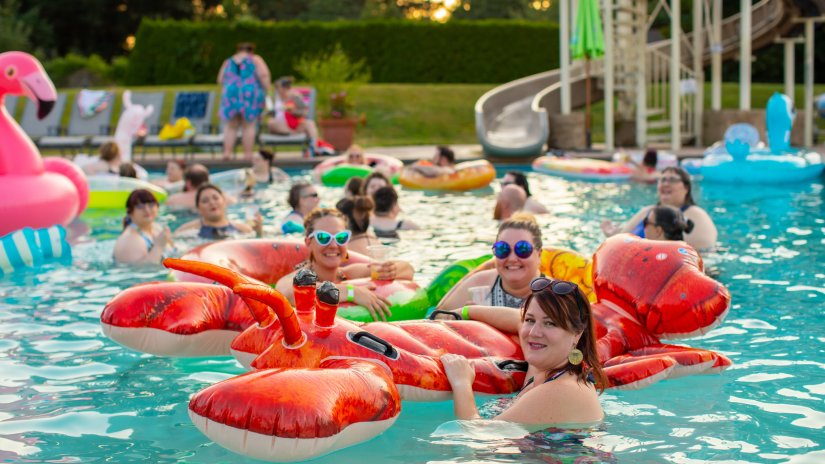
[{"left": 475, "top": 0, "right": 825, "bottom": 157}]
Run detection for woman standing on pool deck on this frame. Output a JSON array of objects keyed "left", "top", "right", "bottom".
[
  {"left": 441, "top": 277, "right": 605, "bottom": 424},
  {"left": 600, "top": 166, "right": 717, "bottom": 250},
  {"left": 275, "top": 208, "right": 415, "bottom": 321},
  {"left": 218, "top": 42, "right": 270, "bottom": 160}
]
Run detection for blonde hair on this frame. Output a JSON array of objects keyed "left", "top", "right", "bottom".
[
  {"left": 303, "top": 208, "right": 348, "bottom": 236},
  {"left": 497, "top": 212, "right": 543, "bottom": 249}
]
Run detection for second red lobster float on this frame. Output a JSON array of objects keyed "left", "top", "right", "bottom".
[{"left": 100, "top": 235, "right": 731, "bottom": 461}]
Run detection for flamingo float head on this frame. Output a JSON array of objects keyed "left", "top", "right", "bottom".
[{"left": 0, "top": 52, "right": 57, "bottom": 119}]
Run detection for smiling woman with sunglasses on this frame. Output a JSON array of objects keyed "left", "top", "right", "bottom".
[
  {"left": 600, "top": 166, "right": 717, "bottom": 251},
  {"left": 437, "top": 213, "right": 543, "bottom": 314},
  {"left": 281, "top": 182, "right": 321, "bottom": 234},
  {"left": 275, "top": 208, "right": 415, "bottom": 321},
  {"left": 441, "top": 277, "right": 606, "bottom": 424},
  {"left": 114, "top": 189, "right": 173, "bottom": 264}
]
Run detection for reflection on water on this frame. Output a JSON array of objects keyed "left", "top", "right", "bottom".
[{"left": 0, "top": 170, "right": 823, "bottom": 463}]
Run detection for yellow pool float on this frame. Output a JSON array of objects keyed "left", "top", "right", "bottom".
[{"left": 399, "top": 160, "right": 495, "bottom": 191}]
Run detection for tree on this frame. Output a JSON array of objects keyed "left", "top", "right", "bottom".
[{"left": 0, "top": 0, "right": 33, "bottom": 52}]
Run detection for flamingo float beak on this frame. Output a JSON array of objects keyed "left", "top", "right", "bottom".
[{"left": 20, "top": 72, "right": 56, "bottom": 120}]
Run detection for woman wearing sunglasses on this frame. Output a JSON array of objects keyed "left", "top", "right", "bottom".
[
  {"left": 643, "top": 205, "right": 695, "bottom": 242},
  {"left": 281, "top": 182, "right": 320, "bottom": 234},
  {"left": 441, "top": 277, "right": 606, "bottom": 424},
  {"left": 275, "top": 208, "right": 415, "bottom": 321},
  {"left": 437, "top": 213, "right": 543, "bottom": 313},
  {"left": 114, "top": 189, "right": 173, "bottom": 264},
  {"left": 600, "top": 166, "right": 717, "bottom": 250}
]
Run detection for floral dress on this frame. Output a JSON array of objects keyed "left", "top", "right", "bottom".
[{"left": 219, "top": 55, "right": 265, "bottom": 122}]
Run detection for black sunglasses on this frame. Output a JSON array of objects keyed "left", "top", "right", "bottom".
[{"left": 530, "top": 277, "right": 578, "bottom": 295}]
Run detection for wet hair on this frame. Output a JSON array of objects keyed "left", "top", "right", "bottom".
[
  {"left": 660, "top": 166, "right": 695, "bottom": 206},
  {"left": 288, "top": 182, "right": 312, "bottom": 209},
  {"left": 643, "top": 149, "right": 658, "bottom": 168},
  {"left": 184, "top": 164, "right": 210, "bottom": 191},
  {"left": 303, "top": 208, "right": 348, "bottom": 236},
  {"left": 521, "top": 284, "right": 607, "bottom": 392},
  {"left": 119, "top": 162, "right": 137, "bottom": 178},
  {"left": 237, "top": 42, "right": 255, "bottom": 53},
  {"left": 259, "top": 149, "right": 274, "bottom": 167},
  {"left": 99, "top": 142, "right": 120, "bottom": 162},
  {"left": 336, "top": 196, "right": 374, "bottom": 234},
  {"left": 437, "top": 145, "right": 455, "bottom": 165},
  {"left": 361, "top": 171, "right": 391, "bottom": 196},
  {"left": 195, "top": 183, "right": 223, "bottom": 207},
  {"left": 372, "top": 186, "right": 398, "bottom": 215},
  {"left": 497, "top": 212, "right": 543, "bottom": 250},
  {"left": 505, "top": 171, "right": 531, "bottom": 197},
  {"left": 122, "top": 189, "right": 158, "bottom": 229},
  {"left": 650, "top": 205, "right": 695, "bottom": 241},
  {"left": 343, "top": 177, "right": 364, "bottom": 199}
]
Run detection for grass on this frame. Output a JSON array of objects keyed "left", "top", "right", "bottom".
[{"left": 7, "top": 81, "right": 824, "bottom": 150}]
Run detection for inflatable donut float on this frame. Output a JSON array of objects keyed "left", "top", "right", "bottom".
[
  {"left": 313, "top": 153, "right": 403, "bottom": 187},
  {"left": 399, "top": 160, "right": 495, "bottom": 191},
  {"left": 532, "top": 156, "right": 632, "bottom": 182}
]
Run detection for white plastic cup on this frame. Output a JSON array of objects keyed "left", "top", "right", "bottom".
[
  {"left": 367, "top": 245, "right": 391, "bottom": 280},
  {"left": 469, "top": 286, "right": 489, "bottom": 305}
]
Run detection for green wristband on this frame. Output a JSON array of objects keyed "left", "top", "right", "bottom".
[
  {"left": 346, "top": 284, "right": 355, "bottom": 303},
  {"left": 461, "top": 305, "right": 470, "bottom": 321}
]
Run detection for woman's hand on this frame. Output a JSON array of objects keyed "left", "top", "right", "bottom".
[
  {"left": 600, "top": 219, "right": 619, "bottom": 237},
  {"left": 352, "top": 284, "right": 392, "bottom": 321},
  {"left": 369, "top": 261, "right": 399, "bottom": 281},
  {"left": 441, "top": 354, "right": 475, "bottom": 390},
  {"left": 251, "top": 212, "right": 263, "bottom": 238},
  {"left": 154, "top": 225, "right": 173, "bottom": 249}
]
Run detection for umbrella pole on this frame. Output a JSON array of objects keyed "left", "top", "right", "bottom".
[{"left": 585, "top": 58, "right": 592, "bottom": 148}]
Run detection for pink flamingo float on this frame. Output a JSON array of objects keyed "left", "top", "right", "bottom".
[{"left": 0, "top": 51, "right": 88, "bottom": 236}]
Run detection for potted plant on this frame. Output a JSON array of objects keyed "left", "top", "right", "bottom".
[{"left": 294, "top": 44, "right": 370, "bottom": 152}]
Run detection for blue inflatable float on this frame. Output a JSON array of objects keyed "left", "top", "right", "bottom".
[
  {"left": 0, "top": 225, "right": 71, "bottom": 277},
  {"left": 691, "top": 93, "right": 824, "bottom": 184}
]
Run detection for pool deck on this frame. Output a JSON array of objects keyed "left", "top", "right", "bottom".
[{"left": 133, "top": 144, "right": 709, "bottom": 171}]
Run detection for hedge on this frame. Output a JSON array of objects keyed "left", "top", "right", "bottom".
[{"left": 126, "top": 19, "right": 559, "bottom": 85}]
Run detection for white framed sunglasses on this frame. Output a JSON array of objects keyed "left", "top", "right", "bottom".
[{"left": 310, "top": 229, "right": 352, "bottom": 246}]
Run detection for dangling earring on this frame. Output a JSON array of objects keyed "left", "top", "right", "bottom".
[
  {"left": 344, "top": 251, "right": 349, "bottom": 260},
  {"left": 568, "top": 348, "right": 583, "bottom": 365}
]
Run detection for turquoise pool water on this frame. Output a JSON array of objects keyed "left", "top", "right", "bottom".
[{"left": 1, "top": 169, "right": 824, "bottom": 463}]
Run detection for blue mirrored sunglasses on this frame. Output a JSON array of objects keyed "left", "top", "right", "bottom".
[
  {"left": 492, "top": 240, "right": 534, "bottom": 259},
  {"left": 311, "top": 230, "right": 351, "bottom": 246}
]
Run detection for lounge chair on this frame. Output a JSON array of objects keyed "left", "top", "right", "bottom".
[
  {"left": 258, "top": 87, "right": 316, "bottom": 153},
  {"left": 3, "top": 95, "right": 18, "bottom": 119},
  {"left": 143, "top": 91, "right": 215, "bottom": 155},
  {"left": 38, "top": 91, "right": 115, "bottom": 152},
  {"left": 19, "top": 93, "right": 69, "bottom": 146},
  {"left": 90, "top": 91, "right": 166, "bottom": 153}
]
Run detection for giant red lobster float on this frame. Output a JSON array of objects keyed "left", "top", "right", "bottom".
[{"left": 100, "top": 234, "right": 731, "bottom": 461}]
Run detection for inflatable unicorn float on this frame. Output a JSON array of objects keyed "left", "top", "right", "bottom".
[
  {"left": 686, "top": 92, "right": 824, "bottom": 183},
  {"left": 0, "top": 52, "right": 87, "bottom": 273},
  {"left": 100, "top": 234, "right": 731, "bottom": 462}
]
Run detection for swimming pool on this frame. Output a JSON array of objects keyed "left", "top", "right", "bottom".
[{"left": 1, "top": 169, "right": 823, "bottom": 463}]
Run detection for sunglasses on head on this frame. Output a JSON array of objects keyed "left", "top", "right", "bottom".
[
  {"left": 310, "top": 229, "right": 351, "bottom": 246},
  {"left": 492, "top": 240, "right": 534, "bottom": 259},
  {"left": 530, "top": 277, "right": 579, "bottom": 295}
]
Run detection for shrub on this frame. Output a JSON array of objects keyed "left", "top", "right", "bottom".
[
  {"left": 43, "top": 53, "right": 112, "bottom": 87},
  {"left": 293, "top": 44, "right": 370, "bottom": 119}
]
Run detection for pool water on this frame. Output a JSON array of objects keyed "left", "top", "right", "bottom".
[{"left": 1, "top": 169, "right": 824, "bottom": 463}]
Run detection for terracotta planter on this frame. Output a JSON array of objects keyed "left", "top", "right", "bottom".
[{"left": 318, "top": 118, "right": 358, "bottom": 152}]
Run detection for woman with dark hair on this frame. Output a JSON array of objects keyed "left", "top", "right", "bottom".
[
  {"left": 251, "top": 149, "right": 288, "bottom": 184},
  {"left": 335, "top": 195, "right": 378, "bottom": 254},
  {"left": 281, "top": 182, "right": 320, "bottom": 233},
  {"left": 218, "top": 42, "right": 271, "bottom": 160},
  {"left": 361, "top": 171, "right": 391, "bottom": 198},
  {"left": 441, "top": 277, "right": 605, "bottom": 424},
  {"left": 629, "top": 148, "right": 660, "bottom": 183},
  {"left": 500, "top": 171, "right": 548, "bottom": 214},
  {"left": 113, "top": 189, "right": 172, "bottom": 264},
  {"left": 152, "top": 159, "right": 186, "bottom": 189},
  {"left": 643, "top": 205, "right": 695, "bottom": 241},
  {"left": 274, "top": 208, "right": 415, "bottom": 321},
  {"left": 175, "top": 184, "right": 262, "bottom": 239},
  {"left": 343, "top": 177, "right": 365, "bottom": 200},
  {"left": 601, "top": 166, "right": 717, "bottom": 250},
  {"left": 371, "top": 186, "right": 419, "bottom": 238}
]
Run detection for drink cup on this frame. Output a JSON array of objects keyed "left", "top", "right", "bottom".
[
  {"left": 367, "top": 245, "right": 391, "bottom": 280},
  {"left": 469, "top": 286, "right": 489, "bottom": 305}
]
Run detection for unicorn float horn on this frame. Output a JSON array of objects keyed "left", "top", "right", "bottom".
[
  {"left": 233, "top": 283, "right": 305, "bottom": 348},
  {"left": 163, "top": 258, "right": 276, "bottom": 326}
]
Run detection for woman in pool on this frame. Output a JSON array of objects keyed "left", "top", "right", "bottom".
[
  {"left": 281, "top": 182, "right": 320, "bottom": 233},
  {"left": 114, "top": 189, "right": 173, "bottom": 264},
  {"left": 371, "top": 186, "right": 419, "bottom": 239},
  {"left": 251, "top": 149, "right": 288, "bottom": 184},
  {"left": 600, "top": 166, "right": 717, "bottom": 250},
  {"left": 501, "top": 171, "right": 548, "bottom": 214},
  {"left": 335, "top": 196, "right": 378, "bottom": 255},
  {"left": 361, "top": 171, "right": 391, "bottom": 198},
  {"left": 643, "top": 205, "right": 695, "bottom": 242},
  {"left": 152, "top": 159, "right": 186, "bottom": 190},
  {"left": 437, "top": 213, "right": 542, "bottom": 311},
  {"left": 275, "top": 208, "right": 415, "bottom": 321},
  {"left": 441, "top": 277, "right": 605, "bottom": 424},
  {"left": 175, "top": 184, "right": 262, "bottom": 239}
]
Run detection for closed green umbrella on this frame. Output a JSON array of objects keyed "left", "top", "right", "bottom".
[{"left": 571, "top": 0, "right": 605, "bottom": 147}]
